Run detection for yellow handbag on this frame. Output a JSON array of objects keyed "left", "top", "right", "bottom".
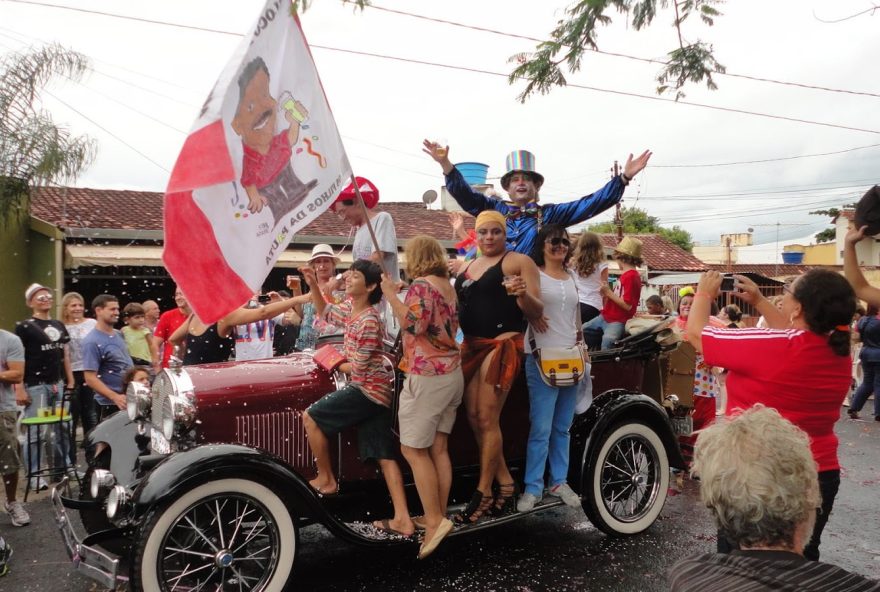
[{"left": 528, "top": 272, "right": 588, "bottom": 387}]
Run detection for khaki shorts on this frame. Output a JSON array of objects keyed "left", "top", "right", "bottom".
[
  {"left": 398, "top": 369, "right": 464, "bottom": 449},
  {"left": 0, "top": 410, "right": 22, "bottom": 476}
]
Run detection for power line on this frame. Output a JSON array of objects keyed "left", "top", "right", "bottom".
[
  {"left": 651, "top": 143, "right": 880, "bottom": 168},
  {"left": 2, "top": 0, "right": 241, "bottom": 36},
  {"left": 310, "top": 45, "right": 880, "bottom": 135},
  {"left": 367, "top": 4, "right": 880, "bottom": 100},
  {"left": 42, "top": 89, "right": 169, "bottom": 172},
  {"left": 6, "top": 0, "right": 880, "bottom": 136}
]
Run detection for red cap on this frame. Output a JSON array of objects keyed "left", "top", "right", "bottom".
[{"left": 332, "top": 176, "right": 379, "bottom": 211}]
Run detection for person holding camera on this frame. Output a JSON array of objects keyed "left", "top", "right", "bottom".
[
  {"left": 170, "top": 293, "right": 299, "bottom": 365},
  {"left": 686, "top": 269, "right": 857, "bottom": 561}
]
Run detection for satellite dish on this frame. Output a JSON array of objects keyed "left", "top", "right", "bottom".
[{"left": 422, "top": 189, "right": 438, "bottom": 205}]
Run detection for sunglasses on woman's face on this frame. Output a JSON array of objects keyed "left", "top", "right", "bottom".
[{"left": 548, "top": 237, "right": 571, "bottom": 248}]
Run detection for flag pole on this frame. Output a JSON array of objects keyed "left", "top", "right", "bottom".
[{"left": 349, "top": 173, "right": 388, "bottom": 276}]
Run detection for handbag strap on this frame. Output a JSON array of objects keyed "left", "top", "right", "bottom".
[{"left": 569, "top": 270, "right": 583, "bottom": 344}]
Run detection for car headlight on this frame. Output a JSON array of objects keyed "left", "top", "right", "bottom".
[
  {"left": 106, "top": 485, "right": 130, "bottom": 521},
  {"left": 90, "top": 469, "right": 115, "bottom": 499},
  {"left": 126, "top": 380, "right": 152, "bottom": 421},
  {"left": 151, "top": 369, "right": 197, "bottom": 440}
]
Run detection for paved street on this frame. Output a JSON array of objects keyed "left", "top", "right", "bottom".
[{"left": 3, "top": 410, "right": 878, "bottom": 591}]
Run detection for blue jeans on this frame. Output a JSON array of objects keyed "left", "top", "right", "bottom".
[
  {"left": 851, "top": 360, "right": 880, "bottom": 418},
  {"left": 582, "top": 314, "right": 625, "bottom": 350},
  {"left": 23, "top": 381, "right": 71, "bottom": 474},
  {"left": 523, "top": 356, "right": 579, "bottom": 496}
]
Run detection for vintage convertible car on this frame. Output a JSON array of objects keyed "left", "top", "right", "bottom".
[{"left": 52, "top": 325, "right": 685, "bottom": 591}]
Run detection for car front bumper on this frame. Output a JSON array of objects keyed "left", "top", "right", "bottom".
[{"left": 51, "top": 478, "right": 128, "bottom": 589}]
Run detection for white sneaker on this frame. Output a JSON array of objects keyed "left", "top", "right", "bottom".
[
  {"left": 549, "top": 483, "right": 581, "bottom": 507},
  {"left": 28, "top": 478, "right": 48, "bottom": 492},
  {"left": 4, "top": 501, "right": 30, "bottom": 527},
  {"left": 517, "top": 492, "right": 540, "bottom": 512}
]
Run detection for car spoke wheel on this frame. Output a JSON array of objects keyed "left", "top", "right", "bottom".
[
  {"left": 135, "top": 478, "right": 296, "bottom": 592},
  {"left": 583, "top": 421, "right": 669, "bottom": 535}
]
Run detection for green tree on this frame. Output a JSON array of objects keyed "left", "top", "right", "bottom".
[
  {"left": 0, "top": 43, "right": 96, "bottom": 224},
  {"left": 301, "top": 1, "right": 723, "bottom": 102},
  {"left": 809, "top": 204, "right": 855, "bottom": 243},
  {"left": 508, "top": 0, "right": 725, "bottom": 102},
  {"left": 587, "top": 206, "right": 694, "bottom": 251}
]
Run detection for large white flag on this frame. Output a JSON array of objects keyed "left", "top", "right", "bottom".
[{"left": 163, "top": 0, "right": 351, "bottom": 324}]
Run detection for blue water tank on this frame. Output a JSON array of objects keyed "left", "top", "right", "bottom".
[
  {"left": 781, "top": 252, "right": 804, "bottom": 264},
  {"left": 455, "top": 162, "right": 489, "bottom": 185}
]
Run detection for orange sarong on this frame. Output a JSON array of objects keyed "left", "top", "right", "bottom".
[{"left": 460, "top": 334, "right": 524, "bottom": 394}]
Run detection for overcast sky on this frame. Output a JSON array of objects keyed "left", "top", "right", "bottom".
[{"left": 1, "top": 0, "right": 878, "bottom": 247}]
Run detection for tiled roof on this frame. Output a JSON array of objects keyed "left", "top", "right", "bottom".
[
  {"left": 707, "top": 263, "right": 830, "bottom": 277},
  {"left": 31, "top": 186, "right": 472, "bottom": 241},
  {"left": 596, "top": 234, "right": 707, "bottom": 272}
]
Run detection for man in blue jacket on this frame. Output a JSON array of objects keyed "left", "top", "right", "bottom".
[{"left": 423, "top": 141, "right": 651, "bottom": 256}]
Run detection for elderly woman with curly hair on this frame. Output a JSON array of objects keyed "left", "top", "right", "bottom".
[
  {"left": 670, "top": 406, "right": 879, "bottom": 591},
  {"left": 686, "top": 269, "right": 856, "bottom": 561}
]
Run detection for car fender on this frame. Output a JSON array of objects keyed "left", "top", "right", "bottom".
[
  {"left": 571, "top": 389, "right": 686, "bottom": 490},
  {"left": 130, "top": 444, "right": 410, "bottom": 548},
  {"left": 86, "top": 412, "right": 152, "bottom": 488}
]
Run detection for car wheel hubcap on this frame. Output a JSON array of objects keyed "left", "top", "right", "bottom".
[
  {"left": 158, "top": 494, "right": 279, "bottom": 591},
  {"left": 600, "top": 434, "right": 661, "bottom": 523}
]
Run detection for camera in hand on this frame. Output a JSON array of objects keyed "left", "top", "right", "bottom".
[
  {"left": 720, "top": 275, "right": 735, "bottom": 292},
  {"left": 258, "top": 294, "right": 271, "bottom": 304}
]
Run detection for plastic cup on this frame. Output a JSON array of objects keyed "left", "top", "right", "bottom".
[{"left": 503, "top": 275, "right": 519, "bottom": 296}]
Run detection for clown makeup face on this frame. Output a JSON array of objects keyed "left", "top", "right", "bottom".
[
  {"left": 678, "top": 295, "right": 694, "bottom": 320},
  {"left": 232, "top": 68, "right": 277, "bottom": 155},
  {"left": 505, "top": 173, "right": 540, "bottom": 206}
]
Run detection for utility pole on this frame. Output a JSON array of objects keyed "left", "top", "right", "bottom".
[{"left": 612, "top": 160, "right": 623, "bottom": 240}]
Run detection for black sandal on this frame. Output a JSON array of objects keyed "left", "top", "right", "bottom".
[
  {"left": 455, "top": 490, "right": 493, "bottom": 524},
  {"left": 490, "top": 482, "right": 517, "bottom": 517}
]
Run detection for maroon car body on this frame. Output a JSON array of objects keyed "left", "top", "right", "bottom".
[{"left": 52, "top": 329, "right": 684, "bottom": 592}]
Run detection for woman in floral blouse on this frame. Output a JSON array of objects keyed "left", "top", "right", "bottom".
[{"left": 381, "top": 235, "right": 461, "bottom": 559}]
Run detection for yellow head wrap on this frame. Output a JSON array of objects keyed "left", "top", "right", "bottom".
[
  {"left": 475, "top": 210, "right": 507, "bottom": 231},
  {"left": 679, "top": 286, "right": 695, "bottom": 298}
]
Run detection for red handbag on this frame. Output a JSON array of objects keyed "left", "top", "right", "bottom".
[{"left": 313, "top": 344, "right": 345, "bottom": 373}]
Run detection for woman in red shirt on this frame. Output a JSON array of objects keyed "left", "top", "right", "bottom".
[{"left": 685, "top": 269, "right": 856, "bottom": 562}]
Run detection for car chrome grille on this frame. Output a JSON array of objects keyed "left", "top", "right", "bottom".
[
  {"left": 236, "top": 411, "right": 314, "bottom": 470},
  {"left": 151, "top": 372, "right": 174, "bottom": 424}
]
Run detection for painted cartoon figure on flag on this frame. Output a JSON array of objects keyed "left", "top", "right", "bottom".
[
  {"left": 231, "top": 57, "right": 319, "bottom": 225},
  {"left": 163, "top": 0, "right": 351, "bottom": 324}
]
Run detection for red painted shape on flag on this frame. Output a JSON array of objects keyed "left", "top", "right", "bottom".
[
  {"left": 163, "top": 120, "right": 249, "bottom": 324},
  {"left": 167, "top": 120, "right": 235, "bottom": 193},
  {"left": 163, "top": 188, "right": 251, "bottom": 325}
]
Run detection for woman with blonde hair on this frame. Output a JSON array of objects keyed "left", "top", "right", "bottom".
[
  {"left": 61, "top": 292, "right": 97, "bottom": 465},
  {"left": 381, "top": 235, "right": 461, "bottom": 558},
  {"left": 571, "top": 231, "right": 608, "bottom": 323}
]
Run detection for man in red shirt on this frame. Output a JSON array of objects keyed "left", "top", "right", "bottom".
[
  {"left": 153, "top": 287, "right": 191, "bottom": 368},
  {"left": 582, "top": 236, "right": 643, "bottom": 349}
]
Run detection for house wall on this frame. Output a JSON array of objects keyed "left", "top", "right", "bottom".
[
  {"left": 836, "top": 217, "right": 880, "bottom": 266},
  {"left": 803, "top": 242, "right": 836, "bottom": 265},
  {"left": 0, "top": 216, "right": 30, "bottom": 329},
  {"left": 0, "top": 217, "right": 64, "bottom": 329}
]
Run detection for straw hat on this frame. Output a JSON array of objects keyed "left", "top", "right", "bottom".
[{"left": 614, "top": 236, "right": 643, "bottom": 259}]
